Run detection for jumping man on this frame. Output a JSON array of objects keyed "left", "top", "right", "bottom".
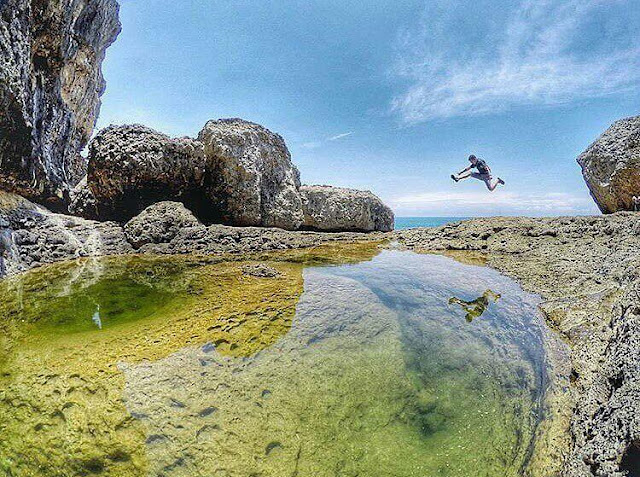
[{"left": 451, "top": 155, "right": 505, "bottom": 191}]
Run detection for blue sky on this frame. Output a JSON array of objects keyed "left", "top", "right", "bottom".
[{"left": 97, "top": 0, "right": 640, "bottom": 217}]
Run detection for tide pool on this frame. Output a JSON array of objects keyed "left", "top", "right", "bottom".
[{"left": 0, "top": 244, "right": 552, "bottom": 476}]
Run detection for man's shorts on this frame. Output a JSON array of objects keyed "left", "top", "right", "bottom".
[{"left": 471, "top": 172, "right": 492, "bottom": 183}]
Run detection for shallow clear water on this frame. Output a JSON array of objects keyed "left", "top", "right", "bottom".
[
  {"left": 394, "top": 217, "right": 471, "bottom": 230},
  {"left": 0, "top": 246, "right": 548, "bottom": 476}
]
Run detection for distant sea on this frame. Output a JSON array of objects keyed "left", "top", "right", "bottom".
[{"left": 394, "top": 217, "right": 471, "bottom": 230}]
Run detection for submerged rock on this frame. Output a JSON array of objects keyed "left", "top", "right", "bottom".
[
  {"left": 241, "top": 263, "right": 280, "bottom": 278},
  {"left": 197, "top": 118, "right": 304, "bottom": 230},
  {"left": 76, "top": 125, "right": 208, "bottom": 222},
  {"left": 577, "top": 116, "right": 640, "bottom": 213},
  {"left": 0, "top": 254, "right": 306, "bottom": 476},
  {"left": 300, "top": 185, "right": 394, "bottom": 232},
  {"left": 117, "top": 255, "right": 543, "bottom": 476},
  {"left": 0, "top": 0, "right": 121, "bottom": 207}
]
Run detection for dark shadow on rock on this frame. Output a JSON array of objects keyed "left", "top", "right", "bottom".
[{"left": 621, "top": 442, "right": 640, "bottom": 476}]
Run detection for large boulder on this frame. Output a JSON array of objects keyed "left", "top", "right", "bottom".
[
  {"left": 73, "top": 125, "right": 208, "bottom": 222},
  {"left": 0, "top": 0, "right": 121, "bottom": 208},
  {"left": 577, "top": 116, "right": 640, "bottom": 213},
  {"left": 300, "top": 185, "right": 394, "bottom": 232},
  {"left": 197, "top": 118, "right": 304, "bottom": 230},
  {"left": 123, "top": 201, "right": 201, "bottom": 249}
]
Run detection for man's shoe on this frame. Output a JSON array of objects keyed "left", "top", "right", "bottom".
[
  {"left": 498, "top": 177, "right": 505, "bottom": 185},
  {"left": 451, "top": 174, "right": 459, "bottom": 182}
]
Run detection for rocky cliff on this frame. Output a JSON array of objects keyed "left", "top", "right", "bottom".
[
  {"left": 0, "top": 0, "right": 121, "bottom": 208},
  {"left": 577, "top": 116, "right": 640, "bottom": 213}
]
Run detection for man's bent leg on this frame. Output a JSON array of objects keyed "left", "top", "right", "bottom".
[{"left": 483, "top": 175, "right": 501, "bottom": 191}]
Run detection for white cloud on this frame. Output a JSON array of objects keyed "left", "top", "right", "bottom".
[
  {"left": 328, "top": 132, "right": 354, "bottom": 141},
  {"left": 391, "top": 0, "right": 640, "bottom": 122},
  {"left": 390, "top": 190, "right": 598, "bottom": 216}
]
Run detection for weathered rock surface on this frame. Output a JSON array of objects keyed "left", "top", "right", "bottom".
[
  {"left": 0, "top": 0, "right": 121, "bottom": 207},
  {"left": 75, "top": 125, "right": 208, "bottom": 222},
  {"left": 1, "top": 196, "right": 380, "bottom": 278},
  {"left": 133, "top": 219, "right": 378, "bottom": 256},
  {"left": 0, "top": 191, "right": 131, "bottom": 277},
  {"left": 577, "top": 116, "right": 640, "bottom": 213},
  {"left": 394, "top": 214, "right": 640, "bottom": 476},
  {"left": 197, "top": 118, "right": 304, "bottom": 230},
  {"left": 301, "top": 185, "right": 394, "bottom": 232},
  {"left": 123, "top": 201, "right": 201, "bottom": 249},
  {"left": 241, "top": 263, "right": 280, "bottom": 278},
  {"left": 70, "top": 118, "right": 393, "bottom": 233},
  {"left": 67, "top": 177, "right": 98, "bottom": 218}
]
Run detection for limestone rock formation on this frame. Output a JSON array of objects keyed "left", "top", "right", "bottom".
[
  {"left": 124, "top": 201, "right": 201, "bottom": 249},
  {"left": 577, "top": 116, "right": 640, "bottom": 213},
  {"left": 75, "top": 125, "right": 208, "bottom": 222},
  {"left": 0, "top": 191, "right": 131, "bottom": 277},
  {"left": 72, "top": 118, "right": 392, "bottom": 233},
  {"left": 197, "top": 118, "right": 304, "bottom": 230},
  {"left": 300, "top": 185, "right": 394, "bottom": 232},
  {"left": 1, "top": 192, "right": 379, "bottom": 277},
  {"left": 68, "top": 177, "right": 98, "bottom": 218},
  {"left": 0, "top": 0, "right": 121, "bottom": 208}
]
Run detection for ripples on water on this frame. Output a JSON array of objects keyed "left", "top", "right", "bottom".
[{"left": 0, "top": 245, "right": 549, "bottom": 476}]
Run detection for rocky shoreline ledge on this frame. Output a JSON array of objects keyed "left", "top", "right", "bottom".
[
  {"left": 0, "top": 193, "right": 384, "bottom": 278},
  {"left": 394, "top": 214, "right": 640, "bottom": 476}
]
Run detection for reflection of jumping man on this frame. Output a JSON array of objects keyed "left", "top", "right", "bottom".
[
  {"left": 451, "top": 155, "right": 505, "bottom": 191},
  {"left": 449, "top": 290, "right": 501, "bottom": 323}
]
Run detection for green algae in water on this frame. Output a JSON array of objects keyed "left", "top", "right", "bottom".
[
  {"left": 0, "top": 256, "right": 195, "bottom": 334},
  {"left": 0, "top": 247, "right": 550, "bottom": 476},
  {"left": 28, "top": 277, "right": 182, "bottom": 334},
  {"left": 0, "top": 253, "right": 310, "bottom": 477}
]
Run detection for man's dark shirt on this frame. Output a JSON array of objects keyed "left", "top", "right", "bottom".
[{"left": 473, "top": 159, "right": 490, "bottom": 175}]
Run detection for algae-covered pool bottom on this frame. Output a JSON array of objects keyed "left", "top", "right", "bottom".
[{"left": 0, "top": 244, "right": 548, "bottom": 476}]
